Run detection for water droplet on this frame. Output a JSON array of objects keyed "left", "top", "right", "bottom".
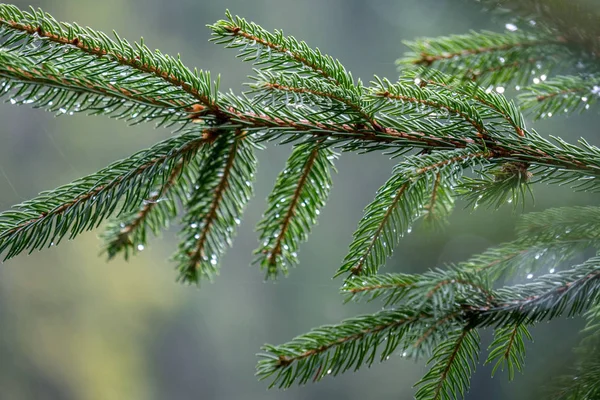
[
  {"left": 515, "top": 85, "right": 521, "bottom": 91},
  {"left": 414, "top": 78, "right": 422, "bottom": 86},
  {"left": 526, "top": 273, "right": 533, "bottom": 279},
  {"left": 549, "top": 268, "right": 556, "bottom": 273},
  {"left": 234, "top": 217, "right": 241, "bottom": 225},
  {"left": 505, "top": 23, "right": 518, "bottom": 31},
  {"left": 210, "top": 258, "right": 217, "bottom": 265},
  {"left": 540, "top": 74, "right": 547, "bottom": 81},
  {"left": 327, "top": 369, "right": 332, "bottom": 375},
  {"left": 315, "top": 209, "right": 320, "bottom": 215},
  {"left": 547, "top": 112, "right": 553, "bottom": 117},
  {"left": 495, "top": 86, "right": 505, "bottom": 94},
  {"left": 533, "top": 78, "right": 540, "bottom": 84},
  {"left": 407, "top": 227, "right": 412, "bottom": 233},
  {"left": 535, "top": 253, "right": 541, "bottom": 260},
  {"left": 194, "top": 234, "right": 200, "bottom": 239},
  {"left": 582, "top": 96, "right": 589, "bottom": 102},
  {"left": 190, "top": 223, "right": 198, "bottom": 229},
  {"left": 9, "top": 98, "right": 16, "bottom": 104},
  {"left": 137, "top": 244, "right": 145, "bottom": 251}
]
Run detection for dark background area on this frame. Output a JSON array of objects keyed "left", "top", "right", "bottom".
[{"left": 0, "top": 1, "right": 597, "bottom": 399}]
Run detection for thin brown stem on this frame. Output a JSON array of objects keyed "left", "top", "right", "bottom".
[
  {"left": 224, "top": 26, "right": 343, "bottom": 87},
  {"left": 350, "top": 184, "right": 407, "bottom": 276},
  {"left": 377, "top": 91, "right": 488, "bottom": 137},
  {"left": 276, "top": 315, "right": 418, "bottom": 367},
  {"left": 267, "top": 143, "right": 320, "bottom": 267},
  {"left": 0, "top": 138, "right": 207, "bottom": 240},
  {"left": 118, "top": 159, "right": 185, "bottom": 237},
  {"left": 412, "top": 39, "right": 559, "bottom": 66},
  {"left": 188, "top": 136, "right": 239, "bottom": 270},
  {"left": 432, "top": 329, "right": 470, "bottom": 399},
  {"left": 0, "top": 17, "right": 214, "bottom": 108}
]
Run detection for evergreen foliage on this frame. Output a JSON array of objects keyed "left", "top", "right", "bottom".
[{"left": 1, "top": 1, "right": 600, "bottom": 398}]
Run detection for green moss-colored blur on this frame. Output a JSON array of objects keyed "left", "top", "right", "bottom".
[{"left": 0, "top": 1, "right": 598, "bottom": 399}]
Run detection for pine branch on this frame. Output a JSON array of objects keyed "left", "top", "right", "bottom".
[
  {"left": 0, "top": 4, "right": 218, "bottom": 109},
  {"left": 0, "top": 130, "right": 207, "bottom": 260},
  {"left": 0, "top": 49, "right": 193, "bottom": 127},
  {"left": 404, "top": 68, "right": 526, "bottom": 137},
  {"left": 399, "top": 30, "right": 568, "bottom": 87},
  {"left": 341, "top": 273, "right": 420, "bottom": 305},
  {"left": 249, "top": 70, "right": 377, "bottom": 129},
  {"left": 519, "top": 75, "right": 600, "bottom": 119},
  {"left": 473, "top": 0, "right": 600, "bottom": 57},
  {"left": 422, "top": 172, "right": 455, "bottom": 230},
  {"left": 174, "top": 131, "right": 258, "bottom": 284},
  {"left": 343, "top": 269, "right": 493, "bottom": 313},
  {"left": 470, "top": 257, "right": 600, "bottom": 327},
  {"left": 100, "top": 155, "right": 200, "bottom": 259},
  {"left": 415, "top": 329, "right": 480, "bottom": 400},
  {"left": 485, "top": 324, "right": 532, "bottom": 380},
  {"left": 3, "top": 4, "right": 600, "bottom": 398},
  {"left": 457, "top": 161, "right": 533, "bottom": 210},
  {"left": 254, "top": 142, "right": 336, "bottom": 278},
  {"left": 210, "top": 11, "right": 358, "bottom": 92},
  {"left": 336, "top": 148, "right": 490, "bottom": 278},
  {"left": 257, "top": 308, "right": 438, "bottom": 388}
]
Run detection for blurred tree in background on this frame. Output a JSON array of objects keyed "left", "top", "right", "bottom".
[{"left": 1, "top": 1, "right": 599, "bottom": 399}]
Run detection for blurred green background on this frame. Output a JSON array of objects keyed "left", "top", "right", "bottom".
[{"left": 0, "top": 0, "right": 598, "bottom": 399}]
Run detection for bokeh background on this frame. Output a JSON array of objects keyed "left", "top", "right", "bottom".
[{"left": 0, "top": 0, "right": 598, "bottom": 399}]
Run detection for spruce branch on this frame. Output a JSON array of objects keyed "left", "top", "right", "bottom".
[
  {"left": 485, "top": 324, "right": 532, "bottom": 380},
  {"left": 470, "top": 257, "right": 600, "bottom": 327},
  {"left": 0, "top": 4, "right": 218, "bottom": 109},
  {"left": 0, "top": 131, "right": 207, "bottom": 260},
  {"left": 422, "top": 172, "right": 455, "bottom": 230},
  {"left": 174, "top": 131, "right": 258, "bottom": 284},
  {"left": 100, "top": 155, "right": 199, "bottom": 260},
  {"left": 414, "top": 329, "right": 480, "bottom": 400},
  {"left": 457, "top": 161, "right": 533, "bottom": 210},
  {"left": 0, "top": 49, "right": 193, "bottom": 127},
  {"left": 399, "top": 30, "right": 568, "bottom": 87},
  {"left": 336, "top": 148, "right": 491, "bottom": 278},
  {"left": 519, "top": 75, "right": 600, "bottom": 119},
  {"left": 473, "top": 0, "right": 600, "bottom": 57},
  {"left": 256, "top": 308, "right": 464, "bottom": 388},
  {"left": 210, "top": 11, "right": 358, "bottom": 92},
  {"left": 256, "top": 309, "right": 418, "bottom": 388},
  {"left": 3, "top": 3, "right": 600, "bottom": 398},
  {"left": 254, "top": 141, "right": 336, "bottom": 278}
]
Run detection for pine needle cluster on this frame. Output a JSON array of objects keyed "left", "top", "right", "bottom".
[{"left": 1, "top": 1, "right": 600, "bottom": 398}]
